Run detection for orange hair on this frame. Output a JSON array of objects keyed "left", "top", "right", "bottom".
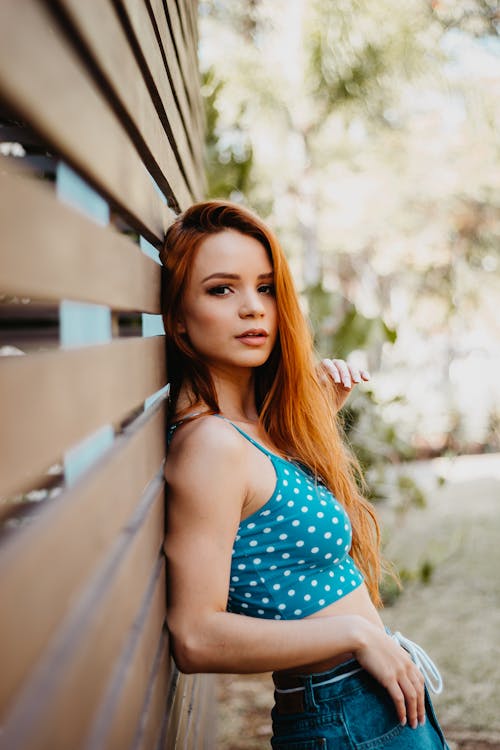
[{"left": 160, "top": 200, "right": 383, "bottom": 607}]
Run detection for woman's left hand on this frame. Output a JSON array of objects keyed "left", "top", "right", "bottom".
[{"left": 319, "top": 358, "right": 370, "bottom": 410}]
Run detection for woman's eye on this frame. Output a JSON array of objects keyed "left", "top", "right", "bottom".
[
  {"left": 207, "top": 285, "right": 232, "bottom": 296},
  {"left": 258, "top": 284, "right": 275, "bottom": 295}
]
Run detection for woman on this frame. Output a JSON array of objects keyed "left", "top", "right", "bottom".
[{"left": 159, "top": 200, "right": 449, "bottom": 748}]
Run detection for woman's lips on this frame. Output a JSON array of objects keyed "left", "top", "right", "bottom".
[{"left": 236, "top": 330, "right": 269, "bottom": 346}]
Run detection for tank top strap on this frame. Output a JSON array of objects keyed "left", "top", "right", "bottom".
[
  {"left": 214, "top": 414, "right": 276, "bottom": 460},
  {"left": 167, "top": 410, "right": 209, "bottom": 446}
]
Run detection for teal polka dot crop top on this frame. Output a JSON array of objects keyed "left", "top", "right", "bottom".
[{"left": 167, "top": 414, "right": 364, "bottom": 621}]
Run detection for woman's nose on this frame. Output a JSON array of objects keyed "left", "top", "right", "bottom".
[{"left": 239, "top": 290, "right": 265, "bottom": 317}]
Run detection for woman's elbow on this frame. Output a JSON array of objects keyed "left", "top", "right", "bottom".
[{"left": 167, "top": 619, "right": 208, "bottom": 674}]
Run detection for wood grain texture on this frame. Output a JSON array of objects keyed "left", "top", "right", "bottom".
[
  {"left": 0, "top": 336, "right": 166, "bottom": 498},
  {"left": 53, "top": 0, "right": 199, "bottom": 203},
  {"left": 0, "top": 171, "right": 164, "bottom": 311},
  {"left": 0, "top": 400, "right": 166, "bottom": 717},
  {"left": 0, "top": 0, "right": 170, "bottom": 244},
  {"left": 0, "top": 480, "right": 164, "bottom": 749}
]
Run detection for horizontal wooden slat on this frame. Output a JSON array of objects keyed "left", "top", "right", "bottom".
[
  {"left": 147, "top": 0, "right": 204, "bottom": 158},
  {"left": 117, "top": 0, "right": 204, "bottom": 198},
  {"left": 0, "top": 478, "right": 165, "bottom": 749},
  {"left": 137, "top": 632, "right": 171, "bottom": 750},
  {"left": 0, "top": 171, "right": 162, "bottom": 310},
  {"left": 0, "top": 399, "right": 166, "bottom": 717},
  {"left": 84, "top": 561, "right": 167, "bottom": 750},
  {"left": 54, "top": 0, "right": 198, "bottom": 204},
  {"left": 0, "top": 335, "right": 166, "bottom": 498},
  {"left": 164, "top": 0, "right": 205, "bottom": 141},
  {"left": 0, "top": 0, "right": 171, "bottom": 245}
]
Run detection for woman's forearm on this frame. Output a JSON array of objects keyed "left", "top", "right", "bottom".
[{"left": 169, "top": 610, "right": 368, "bottom": 674}]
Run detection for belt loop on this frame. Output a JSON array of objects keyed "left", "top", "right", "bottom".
[{"left": 303, "top": 674, "right": 319, "bottom": 712}]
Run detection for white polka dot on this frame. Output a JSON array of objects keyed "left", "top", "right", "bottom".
[
  {"left": 242, "top": 603, "right": 248, "bottom": 608},
  {"left": 301, "top": 506, "right": 308, "bottom": 513},
  {"left": 324, "top": 585, "right": 331, "bottom": 591},
  {"left": 296, "top": 540, "right": 304, "bottom": 547},
  {"left": 277, "top": 515, "right": 284, "bottom": 521},
  {"left": 288, "top": 589, "right": 295, "bottom": 596},
  {"left": 298, "top": 560, "right": 306, "bottom": 565},
  {"left": 274, "top": 615, "right": 281, "bottom": 620},
  {"left": 344, "top": 523, "right": 349, "bottom": 530},
  {"left": 249, "top": 540, "right": 258, "bottom": 547},
  {"left": 292, "top": 520, "right": 300, "bottom": 527},
  {"left": 307, "top": 494, "right": 313, "bottom": 500},
  {"left": 267, "top": 546, "right": 275, "bottom": 553},
  {"left": 253, "top": 558, "right": 261, "bottom": 564},
  {"left": 336, "top": 538, "right": 343, "bottom": 545},
  {"left": 351, "top": 581, "right": 357, "bottom": 586},
  {"left": 258, "top": 609, "right": 264, "bottom": 614},
  {"left": 333, "top": 518, "right": 339, "bottom": 524},
  {"left": 307, "top": 526, "right": 316, "bottom": 533},
  {"left": 293, "top": 488, "right": 300, "bottom": 494},
  {"left": 282, "top": 553, "right": 290, "bottom": 559},
  {"left": 317, "top": 512, "right": 324, "bottom": 518},
  {"left": 263, "top": 528, "right": 271, "bottom": 534},
  {"left": 325, "top": 553, "right": 332, "bottom": 560},
  {"left": 237, "top": 564, "right": 246, "bottom": 570},
  {"left": 294, "top": 609, "right": 302, "bottom": 616},
  {"left": 324, "top": 532, "right": 332, "bottom": 539},
  {"left": 311, "top": 580, "right": 318, "bottom": 587},
  {"left": 319, "top": 599, "right": 325, "bottom": 606},
  {"left": 284, "top": 469, "right": 290, "bottom": 475},
  {"left": 311, "top": 547, "right": 319, "bottom": 554},
  {"left": 245, "top": 593, "right": 251, "bottom": 598},
  {"left": 262, "top": 597, "right": 269, "bottom": 603},
  {"left": 232, "top": 576, "right": 239, "bottom": 582},
  {"left": 283, "top": 480, "right": 288, "bottom": 486},
  {"left": 229, "top": 587, "right": 235, "bottom": 592},
  {"left": 287, "top": 501, "right": 294, "bottom": 508},
  {"left": 299, "top": 575, "right": 305, "bottom": 582},
  {"left": 276, "top": 494, "right": 282, "bottom": 500},
  {"left": 320, "top": 500, "right": 327, "bottom": 507},
  {"left": 304, "top": 594, "right": 311, "bottom": 601},
  {"left": 337, "top": 589, "right": 343, "bottom": 596},
  {"left": 340, "top": 576, "right": 345, "bottom": 582},
  {"left": 261, "top": 510, "right": 271, "bottom": 516},
  {"left": 247, "top": 523, "right": 256, "bottom": 529},
  {"left": 278, "top": 603, "right": 286, "bottom": 610},
  {"left": 250, "top": 580, "right": 258, "bottom": 586},
  {"left": 279, "top": 533, "right": 288, "bottom": 540},
  {"left": 273, "top": 583, "right": 281, "bottom": 590},
  {"left": 270, "top": 564, "right": 277, "bottom": 570}
]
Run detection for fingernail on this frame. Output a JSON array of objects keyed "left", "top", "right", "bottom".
[
  {"left": 353, "top": 376, "right": 361, "bottom": 383},
  {"left": 420, "top": 719, "right": 426, "bottom": 726},
  {"left": 400, "top": 718, "right": 407, "bottom": 726}
]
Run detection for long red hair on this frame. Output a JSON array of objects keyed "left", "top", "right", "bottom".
[{"left": 160, "top": 200, "right": 383, "bottom": 607}]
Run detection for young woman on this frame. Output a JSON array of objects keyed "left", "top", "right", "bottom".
[{"left": 159, "top": 200, "right": 449, "bottom": 748}]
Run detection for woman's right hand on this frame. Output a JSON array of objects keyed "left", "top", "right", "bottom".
[{"left": 353, "top": 621, "right": 426, "bottom": 730}]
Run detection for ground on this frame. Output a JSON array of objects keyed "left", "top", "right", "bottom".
[{"left": 215, "top": 453, "right": 500, "bottom": 749}]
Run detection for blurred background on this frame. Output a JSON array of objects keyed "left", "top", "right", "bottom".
[{"left": 195, "top": 0, "right": 500, "bottom": 747}]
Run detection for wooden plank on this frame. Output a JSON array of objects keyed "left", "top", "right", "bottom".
[
  {"left": 146, "top": 0, "right": 205, "bottom": 179},
  {"left": 53, "top": 0, "right": 198, "bottom": 203},
  {"left": 136, "top": 632, "right": 170, "bottom": 750},
  {"left": 84, "top": 561, "right": 167, "bottom": 750},
  {"left": 0, "top": 479, "right": 165, "bottom": 750},
  {"left": 116, "top": 0, "right": 204, "bottom": 199},
  {"left": 0, "top": 400, "right": 166, "bottom": 717},
  {"left": 0, "top": 171, "right": 162, "bottom": 311},
  {"left": 164, "top": 0, "right": 205, "bottom": 141},
  {"left": 0, "top": 335, "right": 166, "bottom": 499},
  {"left": 0, "top": 0, "right": 171, "bottom": 245}
]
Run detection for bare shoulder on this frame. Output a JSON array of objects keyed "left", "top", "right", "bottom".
[{"left": 164, "top": 415, "right": 246, "bottom": 485}]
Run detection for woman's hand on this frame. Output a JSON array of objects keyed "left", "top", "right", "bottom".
[
  {"left": 319, "top": 358, "right": 370, "bottom": 411},
  {"left": 354, "top": 622, "right": 426, "bottom": 730}
]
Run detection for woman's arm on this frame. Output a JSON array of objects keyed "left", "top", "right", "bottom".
[
  {"left": 318, "top": 358, "right": 370, "bottom": 411},
  {"left": 163, "top": 416, "right": 425, "bottom": 727}
]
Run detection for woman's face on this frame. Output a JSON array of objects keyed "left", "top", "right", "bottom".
[{"left": 178, "top": 229, "right": 278, "bottom": 375}]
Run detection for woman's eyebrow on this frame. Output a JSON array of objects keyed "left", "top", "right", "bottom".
[{"left": 201, "top": 271, "right": 274, "bottom": 283}]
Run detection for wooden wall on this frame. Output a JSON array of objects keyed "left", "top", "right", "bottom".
[{"left": 0, "top": 1, "right": 215, "bottom": 748}]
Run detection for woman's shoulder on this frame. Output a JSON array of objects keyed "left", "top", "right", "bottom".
[{"left": 164, "top": 414, "right": 246, "bottom": 482}]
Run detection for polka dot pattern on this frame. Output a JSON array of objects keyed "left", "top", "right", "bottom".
[{"left": 212, "top": 419, "right": 364, "bottom": 620}]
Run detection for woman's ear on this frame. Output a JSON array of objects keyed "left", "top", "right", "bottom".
[{"left": 176, "top": 316, "right": 187, "bottom": 335}]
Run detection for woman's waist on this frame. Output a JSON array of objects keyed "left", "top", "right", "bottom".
[{"left": 274, "top": 583, "right": 384, "bottom": 676}]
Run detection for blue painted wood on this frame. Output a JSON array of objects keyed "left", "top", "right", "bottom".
[
  {"left": 140, "top": 176, "right": 169, "bottom": 410},
  {"left": 57, "top": 162, "right": 114, "bottom": 484}
]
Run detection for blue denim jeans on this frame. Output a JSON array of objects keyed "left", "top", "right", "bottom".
[{"left": 271, "top": 638, "right": 450, "bottom": 749}]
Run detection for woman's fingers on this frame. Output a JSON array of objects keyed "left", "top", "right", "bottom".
[{"left": 321, "top": 358, "right": 371, "bottom": 389}]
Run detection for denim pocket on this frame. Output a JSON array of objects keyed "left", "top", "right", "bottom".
[
  {"left": 424, "top": 684, "right": 448, "bottom": 748},
  {"left": 271, "top": 739, "right": 327, "bottom": 750},
  {"left": 342, "top": 682, "right": 405, "bottom": 749}
]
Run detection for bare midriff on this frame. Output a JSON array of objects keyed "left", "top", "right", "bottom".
[{"left": 275, "top": 582, "right": 385, "bottom": 676}]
